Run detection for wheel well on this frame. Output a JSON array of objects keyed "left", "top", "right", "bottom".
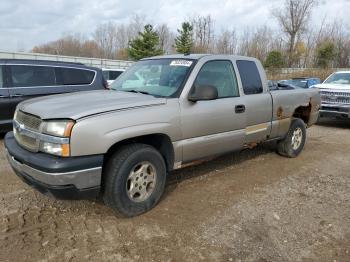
[
  {"left": 293, "top": 104, "right": 311, "bottom": 124},
  {"left": 104, "top": 134, "right": 175, "bottom": 171}
]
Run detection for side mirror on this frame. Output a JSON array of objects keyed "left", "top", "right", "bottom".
[{"left": 188, "top": 85, "right": 218, "bottom": 102}]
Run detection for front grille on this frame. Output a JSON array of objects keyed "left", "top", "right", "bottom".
[
  {"left": 15, "top": 110, "right": 42, "bottom": 131},
  {"left": 14, "top": 110, "right": 42, "bottom": 151},
  {"left": 320, "top": 90, "right": 350, "bottom": 105},
  {"left": 14, "top": 129, "right": 39, "bottom": 151}
]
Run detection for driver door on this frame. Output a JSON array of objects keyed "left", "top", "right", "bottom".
[{"left": 180, "top": 60, "right": 246, "bottom": 162}]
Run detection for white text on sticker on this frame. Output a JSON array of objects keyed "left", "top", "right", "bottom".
[{"left": 170, "top": 60, "right": 193, "bottom": 67}]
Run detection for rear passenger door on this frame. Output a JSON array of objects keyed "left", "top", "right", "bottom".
[
  {"left": 236, "top": 60, "right": 273, "bottom": 143},
  {"left": 0, "top": 65, "right": 12, "bottom": 128}
]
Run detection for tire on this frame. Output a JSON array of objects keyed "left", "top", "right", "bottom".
[
  {"left": 276, "top": 118, "right": 306, "bottom": 158},
  {"left": 103, "top": 144, "right": 166, "bottom": 217}
]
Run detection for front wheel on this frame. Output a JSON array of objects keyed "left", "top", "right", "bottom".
[
  {"left": 276, "top": 118, "right": 306, "bottom": 158},
  {"left": 103, "top": 144, "right": 166, "bottom": 217}
]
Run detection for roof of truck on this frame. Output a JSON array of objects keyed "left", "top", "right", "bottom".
[
  {"left": 144, "top": 54, "right": 208, "bottom": 60},
  {"left": 144, "top": 54, "right": 259, "bottom": 61}
]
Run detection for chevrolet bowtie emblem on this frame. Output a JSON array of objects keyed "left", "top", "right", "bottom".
[
  {"left": 329, "top": 94, "right": 338, "bottom": 100},
  {"left": 16, "top": 123, "right": 25, "bottom": 132}
]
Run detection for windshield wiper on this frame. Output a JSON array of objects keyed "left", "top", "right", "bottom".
[{"left": 124, "top": 89, "right": 152, "bottom": 96}]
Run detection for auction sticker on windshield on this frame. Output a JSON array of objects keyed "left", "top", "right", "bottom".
[{"left": 170, "top": 60, "right": 193, "bottom": 67}]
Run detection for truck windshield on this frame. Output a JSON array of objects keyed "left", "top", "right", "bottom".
[
  {"left": 110, "top": 59, "right": 194, "bottom": 97},
  {"left": 324, "top": 73, "right": 350, "bottom": 85}
]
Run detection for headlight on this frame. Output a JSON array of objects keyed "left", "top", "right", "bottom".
[
  {"left": 40, "top": 120, "right": 75, "bottom": 157},
  {"left": 42, "top": 120, "right": 75, "bottom": 137}
]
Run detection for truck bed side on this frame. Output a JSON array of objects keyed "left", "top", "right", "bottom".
[{"left": 269, "top": 88, "right": 321, "bottom": 138}]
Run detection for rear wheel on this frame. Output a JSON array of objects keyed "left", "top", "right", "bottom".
[
  {"left": 277, "top": 118, "right": 306, "bottom": 158},
  {"left": 103, "top": 144, "right": 166, "bottom": 217}
]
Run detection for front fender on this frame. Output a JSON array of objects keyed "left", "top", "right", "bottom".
[{"left": 69, "top": 101, "right": 181, "bottom": 156}]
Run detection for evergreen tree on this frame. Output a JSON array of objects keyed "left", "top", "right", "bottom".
[
  {"left": 174, "top": 22, "right": 193, "bottom": 54},
  {"left": 316, "top": 41, "right": 336, "bottom": 68},
  {"left": 264, "top": 50, "right": 285, "bottom": 68},
  {"left": 128, "top": 24, "right": 164, "bottom": 60}
]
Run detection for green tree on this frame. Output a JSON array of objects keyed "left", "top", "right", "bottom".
[
  {"left": 128, "top": 24, "right": 164, "bottom": 60},
  {"left": 174, "top": 22, "right": 193, "bottom": 54},
  {"left": 264, "top": 50, "right": 285, "bottom": 68},
  {"left": 316, "top": 41, "right": 336, "bottom": 68}
]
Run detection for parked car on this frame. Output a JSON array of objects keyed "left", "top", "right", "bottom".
[
  {"left": 5, "top": 54, "right": 320, "bottom": 217},
  {"left": 267, "top": 80, "right": 278, "bottom": 90},
  {"left": 279, "top": 77, "right": 321, "bottom": 89},
  {"left": 102, "top": 68, "right": 125, "bottom": 85},
  {"left": 315, "top": 71, "right": 350, "bottom": 119},
  {"left": 0, "top": 59, "right": 106, "bottom": 132},
  {"left": 268, "top": 80, "right": 296, "bottom": 90}
]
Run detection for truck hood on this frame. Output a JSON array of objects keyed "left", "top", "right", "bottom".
[
  {"left": 315, "top": 83, "right": 350, "bottom": 91},
  {"left": 18, "top": 90, "right": 167, "bottom": 120}
]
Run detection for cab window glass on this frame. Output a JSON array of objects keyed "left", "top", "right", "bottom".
[{"left": 194, "top": 60, "right": 239, "bottom": 98}]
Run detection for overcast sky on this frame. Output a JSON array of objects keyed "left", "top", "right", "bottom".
[{"left": 0, "top": 0, "right": 349, "bottom": 52}]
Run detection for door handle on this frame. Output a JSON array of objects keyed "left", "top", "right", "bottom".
[
  {"left": 11, "top": 94, "right": 24, "bottom": 97},
  {"left": 235, "top": 104, "right": 245, "bottom": 113}
]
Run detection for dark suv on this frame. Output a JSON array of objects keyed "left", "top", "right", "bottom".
[{"left": 0, "top": 59, "right": 106, "bottom": 132}]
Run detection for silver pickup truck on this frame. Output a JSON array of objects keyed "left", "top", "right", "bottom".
[{"left": 5, "top": 54, "right": 320, "bottom": 217}]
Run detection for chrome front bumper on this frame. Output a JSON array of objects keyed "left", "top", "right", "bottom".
[{"left": 320, "top": 103, "right": 350, "bottom": 118}]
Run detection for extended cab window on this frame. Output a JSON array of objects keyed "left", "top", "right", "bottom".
[
  {"left": 9, "top": 65, "right": 56, "bottom": 87},
  {"left": 236, "top": 60, "right": 263, "bottom": 95},
  {"left": 61, "top": 68, "right": 95, "bottom": 85},
  {"left": 194, "top": 60, "right": 239, "bottom": 98}
]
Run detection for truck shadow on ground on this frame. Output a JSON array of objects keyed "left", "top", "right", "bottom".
[{"left": 163, "top": 143, "right": 277, "bottom": 197}]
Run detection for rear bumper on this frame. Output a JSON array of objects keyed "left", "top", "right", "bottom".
[
  {"left": 320, "top": 104, "right": 350, "bottom": 119},
  {"left": 4, "top": 132, "right": 103, "bottom": 199}
]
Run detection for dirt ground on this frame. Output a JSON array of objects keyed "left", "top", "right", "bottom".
[{"left": 0, "top": 119, "right": 349, "bottom": 262}]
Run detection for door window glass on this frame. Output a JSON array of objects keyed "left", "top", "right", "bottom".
[
  {"left": 10, "top": 65, "right": 56, "bottom": 87},
  {"left": 194, "top": 60, "right": 239, "bottom": 98}
]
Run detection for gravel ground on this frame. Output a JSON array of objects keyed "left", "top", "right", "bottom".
[{"left": 0, "top": 119, "right": 349, "bottom": 262}]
